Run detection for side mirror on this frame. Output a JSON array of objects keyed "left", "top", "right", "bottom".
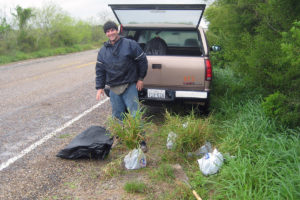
[{"left": 211, "top": 45, "right": 221, "bottom": 52}]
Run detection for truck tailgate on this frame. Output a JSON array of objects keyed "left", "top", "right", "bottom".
[{"left": 144, "top": 56, "right": 206, "bottom": 90}]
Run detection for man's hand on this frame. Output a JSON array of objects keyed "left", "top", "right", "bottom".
[
  {"left": 136, "top": 80, "right": 144, "bottom": 91},
  {"left": 96, "top": 89, "right": 105, "bottom": 100}
]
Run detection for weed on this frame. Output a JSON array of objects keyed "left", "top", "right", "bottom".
[
  {"left": 63, "top": 182, "right": 76, "bottom": 189},
  {"left": 159, "top": 183, "right": 192, "bottom": 200},
  {"left": 58, "top": 134, "right": 71, "bottom": 139},
  {"left": 101, "top": 157, "right": 123, "bottom": 179},
  {"left": 124, "top": 181, "right": 147, "bottom": 193},
  {"left": 149, "top": 163, "right": 175, "bottom": 182}
]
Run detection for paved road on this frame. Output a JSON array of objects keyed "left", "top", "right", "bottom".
[{"left": 0, "top": 50, "right": 105, "bottom": 165}]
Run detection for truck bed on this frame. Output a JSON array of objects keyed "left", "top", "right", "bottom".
[{"left": 144, "top": 56, "right": 207, "bottom": 90}]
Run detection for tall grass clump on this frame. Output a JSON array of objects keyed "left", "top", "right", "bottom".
[
  {"left": 108, "top": 108, "right": 152, "bottom": 150},
  {"left": 161, "top": 110, "right": 212, "bottom": 154},
  {"left": 199, "top": 66, "right": 300, "bottom": 199},
  {"left": 209, "top": 101, "right": 300, "bottom": 200}
]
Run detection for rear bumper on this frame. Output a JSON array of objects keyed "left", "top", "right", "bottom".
[
  {"left": 138, "top": 88, "right": 209, "bottom": 103},
  {"left": 104, "top": 87, "right": 209, "bottom": 103}
]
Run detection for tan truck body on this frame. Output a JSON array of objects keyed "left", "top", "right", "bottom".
[{"left": 109, "top": 4, "right": 213, "bottom": 108}]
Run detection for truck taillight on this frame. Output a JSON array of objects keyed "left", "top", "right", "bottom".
[{"left": 205, "top": 59, "right": 212, "bottom": 81}]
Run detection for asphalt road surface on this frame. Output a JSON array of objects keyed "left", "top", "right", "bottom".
[{"left": 0, "top": 50, "right": 115, "bottom": 199}]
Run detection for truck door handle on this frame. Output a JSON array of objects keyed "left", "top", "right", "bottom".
[{"left": 152, "top": 64, "right": 161, "bottom": 69}]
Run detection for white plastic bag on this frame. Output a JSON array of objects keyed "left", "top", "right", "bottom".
[
  {"left": 166, "top": 132, "right": 177, "bottom": 150},
  {"left": 182, "top": 122, "right": 188, "bottom": 128},
  {"left": 197, "top": 148, "right": 223, "bottom": 176},
  {"left": 124, "top": 148, "right": 147, "bottom": 170}
]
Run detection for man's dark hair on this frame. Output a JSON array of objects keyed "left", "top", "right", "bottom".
[{"left": 103, "top": 21, "right": 118, "bottom": 33}]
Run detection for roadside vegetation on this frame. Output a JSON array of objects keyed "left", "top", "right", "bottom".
[
  {"left": 102, "top": 66, "right": 299, "bottom": 199},
  {"left": 0, "top": 3, "right": 107, "bottom": 64},
  {"left": 2, "top": 1, "right": 298, "bottom": 199},
  {"left": 205, "top": 0, "right": 300, "bottom": 128}
]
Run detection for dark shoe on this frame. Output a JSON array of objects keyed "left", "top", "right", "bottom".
[{"left": 140, "top": 141, "right": 148, "bottom": 153}]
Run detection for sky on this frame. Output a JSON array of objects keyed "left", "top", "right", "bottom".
[{"left": 0, "top": 0, "right": 213, "bottom": 27}]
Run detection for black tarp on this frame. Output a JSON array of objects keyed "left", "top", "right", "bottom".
[{"left": 56, "top": 126, "right": 113, "bottom": 160}]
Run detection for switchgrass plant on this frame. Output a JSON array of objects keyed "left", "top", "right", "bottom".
[
  {"left": 162, "top": 110, "right": 213, "bottom": 153},
  {"left": 108, "top": 108, "right": 152, "bottom": 150}
]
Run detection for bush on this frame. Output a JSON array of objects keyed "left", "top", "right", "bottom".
[
  {"left": 205, "top": 1, "right": 300, "bottom": 128},
  {"left": 262, "top": 92, "right": 300, "bottom": 128}
]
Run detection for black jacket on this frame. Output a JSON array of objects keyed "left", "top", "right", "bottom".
[{"left": 95, "top": 37, "right": 148, "bottom": 89}]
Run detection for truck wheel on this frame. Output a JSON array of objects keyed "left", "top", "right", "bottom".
[
  {"left": 195, "top": 99, "right": 210, "bottom": 115},
  {"left": 202, "top": 99, "right": 210, "bottom": 115}
]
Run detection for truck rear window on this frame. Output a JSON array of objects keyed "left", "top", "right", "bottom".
[
  {"left": 122, "top": 29, "right": 203, "bottom": 56},
  {"left": 137, "top": 30, "right": 200, "bottom": 47}
]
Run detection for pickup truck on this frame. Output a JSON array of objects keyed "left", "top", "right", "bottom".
[{"left": 107, "top": 4, "right": 217, "bottom": 111}]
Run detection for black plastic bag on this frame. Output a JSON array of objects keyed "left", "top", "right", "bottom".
[{"left": 56, "top": 126, "right": 113, "bottom": 160}]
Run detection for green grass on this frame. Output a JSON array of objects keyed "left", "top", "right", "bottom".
[
  {"left": 161, "top": 111, "right": 213, "bottom": 154},
  {"left": 100, "top": 157, "right": 124, "bottom": 179},
  {"left": 207, "top": 100, "right": 300, "bottom": 199},
  {"left": 58, "top": 134, "right": 71, "bottom": 139},
  {"left": 188, "top": 67, "right": 300, "bottom": 200},
  {"left": 124, "top": 181, "right": 147, "bottom": 193},
  {"left": 108, "top": 108, "right": 152, "bottom": 150},
  {"left": 158, "top": 184, "right": 192, "bottom": 200},
  {"left": 63, "top": 182, "right": 77, "bottom": 189},
  {"left": 149, "top": 163, "right": 175, "bottom": 182},
  {"left": 0, "top": 43, "right": 98, "bottom": 65},
  {"left": 153, "top": 67, "right": 300, "bottom": 199}
]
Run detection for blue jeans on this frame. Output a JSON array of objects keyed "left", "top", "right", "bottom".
[{"left": 109, "top": 83, "right": 139, "bottom": 120}]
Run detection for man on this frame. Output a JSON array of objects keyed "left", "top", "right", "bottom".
[{"left": 95, "top": 21, "right": 148, "bottom": 150}]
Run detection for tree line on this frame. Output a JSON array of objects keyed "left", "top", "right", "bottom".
[
  {"left": 205, "top": 0, "right": 300, "bottom": 128},
  {"left": 0, "top": 4, "right": 106, "bottom": 63}
]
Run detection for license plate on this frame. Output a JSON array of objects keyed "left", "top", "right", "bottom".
[{"left": 147, "top": 89, "right": 165, "bottom": 99}]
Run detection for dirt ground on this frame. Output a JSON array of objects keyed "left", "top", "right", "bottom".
[{"left": 1, "top": 105, "right": 195, "bottom": 200}]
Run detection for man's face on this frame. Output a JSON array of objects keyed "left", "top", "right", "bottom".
[{"left": 106, "top": 28, "right": 118, "bottom": 42}]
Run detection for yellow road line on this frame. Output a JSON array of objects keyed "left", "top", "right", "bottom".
[
  {"left": 1, "top": 61, "right": 96, "bottom": 88},
  {"left": 58, "top": 61, "right": 82, "bottom": 68},
  {"left": 76, "top": 62, "right": 96, "bottom": 69}
]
